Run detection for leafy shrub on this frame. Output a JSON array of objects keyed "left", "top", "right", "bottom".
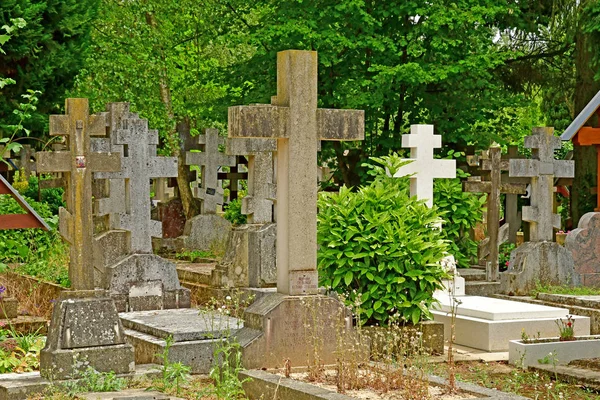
[
  {"left": 433, "top": 168, "right": 486, "bottom": 269},
  {"left": 223, "top": 198, "right": 247, "bottom": 226},
  {"left": 317, "top": 155, "right": 449, "bottom": 326},
  {"left": 20, "top": 175, "right": 65, "bottom": 215}
]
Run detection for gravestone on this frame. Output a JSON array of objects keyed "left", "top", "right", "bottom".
[
  {"left": 36, "top": 98, "right": 134, "bottom": 379},
  {"left": 463, "top": 145, "right": 526, "bottom": 280},
  {"left": 213, "top": 138, "right": 278, "bottom": 288},
  {"left": 501, "top": 127, "right": 579, "bottom": 295},
  {"left": 566, "top": 212, "right": 600, "bottom": 286},
  {"left": 182, "top": 129, "right": 235, "bottom": 252},
  {"left": 92, "top": 102, "right": 189, "bottom": 312},
  {"left": 391, "top": 124, "right": 456, "bottom": 207},
  {"left": 229, "top": 50, "right": 364, "bottom": 368}
]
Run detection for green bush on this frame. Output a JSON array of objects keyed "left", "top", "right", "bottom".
[
  {"left": 223, "top": 197, "right": 247, "bottom": 226},
  {"left": 317, "top": 155, "right": 449, "bottom": 326},
  {"left": 433, "top": 169, "right": 486, "bottom": 269},
  {"left": 20, "top": 175, "right": 65, "bottom": 215}
]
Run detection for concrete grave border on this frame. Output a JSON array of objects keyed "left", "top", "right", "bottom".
[{"left": 241, "top": 369, "right": 529, "bottom": 400}]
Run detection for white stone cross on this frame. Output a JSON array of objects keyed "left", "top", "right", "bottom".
[
  {"left": 509, "top": 127, "right": 574, "bottom": 241},
  {"left": 228, "top": 50, "right": 364, "bottom": 295},
  {"left": 94, "top": 103, "right": 178, "bottom": 253},
  {"left": 392, "top": 124, "right": 456, "bottom": 208},
  {"left": 185, "top": 128, "right": 236, "bottom": 214},
  {"left": 226, "top": 137, "right": 277, "bottom": 224}
]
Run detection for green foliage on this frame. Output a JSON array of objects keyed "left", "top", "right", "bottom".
[
  {"left": 20, "top": 175, "right": 65, "bottom": 215},
  {"left": 61, "top": 366, "right": 127, "bottom": 395},
  {"left": 150, "top": 335, "right": 191, "bottom": 395},
  {"left": 0, "top": 325, "right": 45, "bottom": 373},
  {"left": 317, "top": 156, "right": 449, "bottom": 326},
  {"left": 434, "top": 169, "right": 486, "bottom": 269},
  {"left": 223, "top": 198, "right": 247, "bottom": 226},
  {"left": 206, "top": 339, "right": 249, "bottom": 399},
  {"left": 0, "top": 0, "right": 100, "bottom": 137},
  {"left": 498, "top": 242, "right": 516, "bottom": 272}
]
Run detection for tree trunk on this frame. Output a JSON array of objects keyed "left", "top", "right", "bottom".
[
  {"left": 571, "top": 5, "right": 600, "bottom": 225},
  {"left": 176, "top": 119, "right": 202, "bottom": 219}
]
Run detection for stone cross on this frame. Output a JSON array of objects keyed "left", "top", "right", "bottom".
[
  {"left": 392, "top": 125, "right": 456, "bottom": 208},
  {"left": 463, "top": 145, "right": 526, "bottom": 280},
  {"left": 95, "top": 103, "right": 178, "bottom": 253},
  {"left": 228, "top": 50, "right": 364, "bottom": 295},
  {"left": 36, "top": 98, "right": 121, "bottom": 290},
  {"left": 185, "top": 128, "right": 235, "bottom": 214},
  {"left": 226, "top": 138, "right": 277, "bottom": 224},
  {"left": 217, "top": 156, "right": 248, "bottom": 202},
  {"left": 509, "top": 127, "right": 575, "bottom": 241},
  {"left": 18, "top": 145, "right": 36, "bottom": 179},
  {"left": 503, "top": 146, "right": 526, "bottom": 243}
]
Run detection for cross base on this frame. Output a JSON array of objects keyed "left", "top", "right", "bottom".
[{"left": 40, "top": 290, "right": 135, "bottom": 380}]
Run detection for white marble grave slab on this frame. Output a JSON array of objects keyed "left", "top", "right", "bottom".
[{"left": 433, "top": 295, "right": 568, "bottom": 321}]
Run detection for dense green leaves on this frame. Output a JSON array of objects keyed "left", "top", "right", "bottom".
[{"left": 317, "top": 158, "right": 449, "bottom": 326}]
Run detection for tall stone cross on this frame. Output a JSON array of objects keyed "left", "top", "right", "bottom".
[
  {"left": 185, "top": 128, "right": 235, "bottom": 214},
  {"left": 463, "top": 145, "right": 526, "bottom": 280},
  {"left": 95, "top": 103, "right": 178, "bottom": 253},
  {"left": 226, "top": 138, "right": 277, "bottom": 224},
  {"left": 217, "top": 156, "right": 248, "bottom": 202},
  {"left": 228, "top": 50, "right": 364, "bottom": 295},
  {"left": 503, "top": 146, "right": 527, "bottom": 244},
  {"left": 509, "top": 127, "right": 574, "bottom": 241},
  {"left": 36, "top": 98, "right": 121, "bottom": 290},
  {"left": 392, "top": 125, "right": 456, "bottom": 208}
]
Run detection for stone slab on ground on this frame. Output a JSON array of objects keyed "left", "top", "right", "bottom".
[
  {"left": 0, "top": 364, "right": 161, "bottom": 400},
  {"left": 176, "top": 261, "right": 217, "bottom": 286},
  {"left": 78, "top": 388, "right": 185, "bottom": 399},
  {"left": 241, "top": 369, "right": 529, "bottom": 400},
  {"left": 120, "top": 308, "right": 243, "bottom": 342},
  {"left": 433, "top": 295, "right": 569, "bottom": 321},
  {"left": 494, "top": 293, "right": 600, "bottom": 334},
  {"left": 432, "top": 310, "right": 590, "bottom": 352}
]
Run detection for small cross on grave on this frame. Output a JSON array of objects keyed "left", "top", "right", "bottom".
[
  {"left": 217, "top": 155, "right": 248, "bottom": 202},
  {"left": 185, "top": 128, "right": 236, "bottom": 214},
  {"left": 95, "top": 103, "right": 178, "bottom": 253},
  {"left": 463, "top": 145, "right": 526, "bottom": 280},
  {"left": 36, "top": 98, "right": 121, "bottom": 290},
  {"left": 17, "top": 145, "right": 36, "bottom": 179},
  {"left": 228, "top": 50, "right": 364, "bottom": 295},
  {"left": 392, "top": 125, "right": 456, "bottom": 208},
  {"left": 509, "top": 127, "right": 574, "bottom": 241},
  {"left": 226, "top": 137, "right": 277, "bottom": 224}
]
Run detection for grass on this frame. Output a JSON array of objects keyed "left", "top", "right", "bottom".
[{"left": 531, "top": 283, "right": 600, "bottom": 297}]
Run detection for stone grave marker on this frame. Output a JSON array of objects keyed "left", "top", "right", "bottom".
[
  {"left": 501, "top": 127, "right": 579, "bottom": 295},
  {"left": 463, "top": 145, "right": 526, "bottom": 280},
  {"left": 35, "top": 98, "right": 134, "bottom": 379},
  {"left": 185, "top": 128, "right": 235, "bottom": 214},
  {"left": 218, "top": 155, "right": 248, "bottom": 202},
  {"left": 391, "top": 124, "right": 456, "bottom": 207},
  {"left": 503, "top": 146, "right": 526, "bottom": 244},
  {"left": 566, "top": 212, "right": 600, "bottom": 286},
  {"left": 211, "top": 137, "right": 278, "bottom": 288},
  {"left": 17, "top": 144, "right": 36, "bottom": 179},
  {"left": 92, "top": 102, "right": 189, "bottom": 312},
  {"left": 229, "top": 50, "right": 363, "bottom": 369}
]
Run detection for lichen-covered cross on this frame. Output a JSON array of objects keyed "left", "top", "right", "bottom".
[{"left": 36, "top": 98, "right": 121, "bottom": 290}]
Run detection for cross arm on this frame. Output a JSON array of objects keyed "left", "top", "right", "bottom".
[
  {"left": 481, "top": 159, "right": 510, "bottom": 171},
  {"left": 36, "top": 151, "right": 72, "bottom": 173},
  {"left": 185, "top": 151, "right": 206, "bottom": 166},
  {"left": 89, "top": 153, "right": 121, "bottom": 173},
  {"left": 552, "top": 160, "right": 575, "bottom": 178},
  {"left": 228, "top": 105, "right": 289, "bottom": 139},
  {"left": 463, "top": 180, "right": 492, "bottom": 194},
  {"left": 148, "top": 157, "right": 178, "bottom": 178},
  {"left": 317, "top": 109, "right": 364, "bottom": 141},
  {"left": 498, "top": 183, "right": 527, "bottom": 195}
]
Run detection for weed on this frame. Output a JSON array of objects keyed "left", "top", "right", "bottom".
[
  {"left": 59, "top": 366, "right": 127, "bottom": 396},
  {"left": 149, "top": 335, "right": 191, "bottom": 395}
]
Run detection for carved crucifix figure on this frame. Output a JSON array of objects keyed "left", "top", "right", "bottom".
[
  {"left": 464, "top": 145, "right": 526, "bottom": 280},
  {"left": 228, "top": 50, "right": 364, "bottom": 295},
  {"left": 36, "top": 98, "right": 121, "bottom": 290},
  {"left": 509, "top": 127, "right": 575, "bottom": 241}
]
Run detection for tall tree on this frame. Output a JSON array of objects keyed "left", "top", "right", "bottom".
[{"left": 0, "top": 0, "right": 100, "bottom": 138}]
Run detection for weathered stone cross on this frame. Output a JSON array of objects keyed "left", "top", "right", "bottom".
[
  {"left": 95, "top": 103, "right": 178, "bottom": 253},
  {"left": 217, "top": 156, "right": 248, "bottom": 202},
  {"left": 226, "top": 138, "right": 277, "bottom": 224},
  {"left": 464, "top": 145, "right": 526, "bottom": 280},
  {"left": 228, "top": 50, "right": 364, "bottom": 295},
  {"left": 18, "top": 145, "right": 36, "bottom": 179},
  {"left": 36, "top": 98, "right": 121, "bottom": 290},
  {"left": 509, "top": 127, "right": 574, "bottom": 241},
  {"left": 185, "top": 128, "right": 235, "bottom": 214},
  {"left": 392, "top": 125, "right": 456, "bottom": 208}
]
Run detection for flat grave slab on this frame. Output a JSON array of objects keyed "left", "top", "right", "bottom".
[
  {"left": 119, "top": 308, "right": 243, "bottom": 342},
  {"left": 433, "top": 295, "right": 568, "bottom": 321}
]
